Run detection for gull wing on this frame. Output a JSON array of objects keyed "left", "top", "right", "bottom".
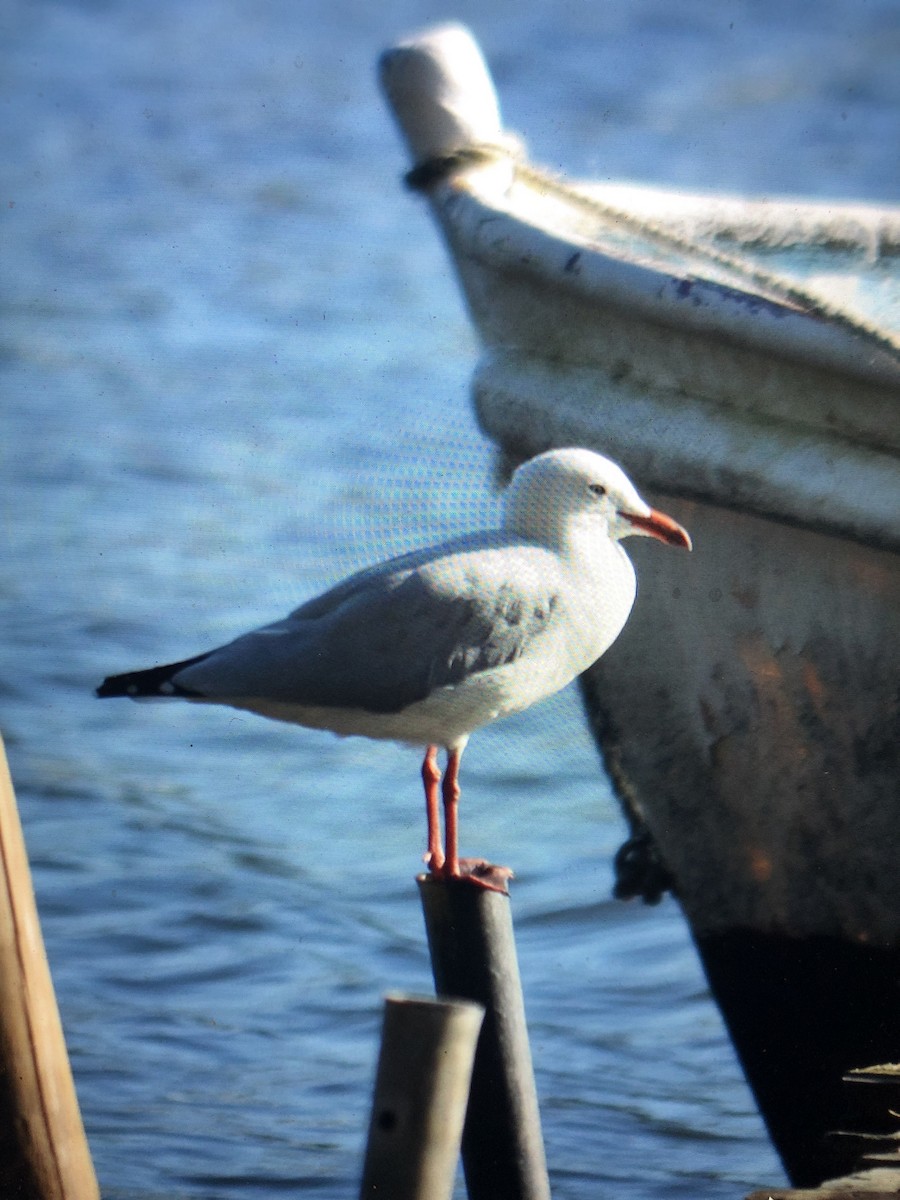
[{"left": 173, "top": 537, "right": 565, "bottom": 714}]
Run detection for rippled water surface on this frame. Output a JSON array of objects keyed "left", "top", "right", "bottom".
[{"left": 3, "top": 1, "right": 897, "bottom": 1196}]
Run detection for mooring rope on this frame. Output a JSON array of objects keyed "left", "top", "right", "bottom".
[{"left": 405, "top": 139, "right": 900, "bottom": 362}]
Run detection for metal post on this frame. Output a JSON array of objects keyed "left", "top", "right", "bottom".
[{"left": 418, "top": 876, "right": 551, "bottom": 1200}]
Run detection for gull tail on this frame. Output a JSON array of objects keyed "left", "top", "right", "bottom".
[{"left": 96, "top": 652, "right": 210, "bottom": 699}]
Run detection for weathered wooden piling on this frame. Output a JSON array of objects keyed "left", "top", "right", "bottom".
[
  {"left": 0, "top": 735, "right": 100, "bottom": 1200},
  {"left": 359, "top": 993, "right": 484, "bottom": 1200},
  {"left": 418, "top": 875, "right": 551, "bottom": 1200}
]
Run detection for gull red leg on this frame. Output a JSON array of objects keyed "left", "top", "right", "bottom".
[
  {"left": 442, "top": 747, "right": 462, "bottom": 879},
  {"left": 421, "top": 745, "right": 445, "bottom": 871},
  {"left": 425, "top": 745, "right": 512, "bottom": 893}
]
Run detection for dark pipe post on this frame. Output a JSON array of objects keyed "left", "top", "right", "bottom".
[{"left": 418, "top": 875, "right": 551, "bottom": 1200}]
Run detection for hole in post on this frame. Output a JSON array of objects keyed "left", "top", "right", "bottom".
[{"left": 377, "top": 1108, "right": 397, "bottom": 1132}]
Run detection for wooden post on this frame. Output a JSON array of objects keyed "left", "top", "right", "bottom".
[
  {"left": 359, "top": 992, "right": 484, "bottom": 1200},
  {"left": 0, "top": 735, "right": 100, "bottom": 1200},
  {"left": 418, "top": 876, "right": 551, "bottom": 1200}
]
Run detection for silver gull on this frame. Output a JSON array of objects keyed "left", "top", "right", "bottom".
[{"left": 97, "top": 447, "right": 691, "bottom": 889}]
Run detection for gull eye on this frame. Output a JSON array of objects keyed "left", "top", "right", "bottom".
[{"left": 588, "top": 483, "right": 607, "bottom": 498}]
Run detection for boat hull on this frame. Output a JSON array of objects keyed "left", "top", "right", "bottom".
[
  {"left": 581, "top": 488, "right": 900, "bottom": 1185},
  {"left": 578, "top": 492, "right": 899, "bottom": 946}
]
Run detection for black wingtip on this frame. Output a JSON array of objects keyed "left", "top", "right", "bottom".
[
  {"left": 95, "top": 652, "right": 211, "bottom": 700},
  {"left": 96, "top": 675, "right": 128, "bottom": 698}
]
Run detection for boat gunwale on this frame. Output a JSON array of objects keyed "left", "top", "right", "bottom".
[{"left": 430, "top": 171, "right": 900, "bottom": 391}]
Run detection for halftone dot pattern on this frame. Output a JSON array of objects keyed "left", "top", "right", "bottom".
[
  {"left": 321, "top": 425, "right": 502, "bottom": 581},
  {"left": 6, "top": 0, "right": 869, "bottom": 1189}
]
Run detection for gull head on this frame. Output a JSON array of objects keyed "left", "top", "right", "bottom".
[{"left": 503, "top": 447, "right": 692, "bottom": 551}]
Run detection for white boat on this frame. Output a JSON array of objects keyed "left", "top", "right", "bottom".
[{"left": 381, "top": 24, "right": 900, "bottom": 1189}]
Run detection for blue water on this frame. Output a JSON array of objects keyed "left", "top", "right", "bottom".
[{"left": 3, "top": 1, "right": 897, "bottom": 1196}]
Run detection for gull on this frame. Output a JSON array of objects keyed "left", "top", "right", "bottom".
[{"left": 97, "top": 448, "right": 691, "bottom": 889}]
